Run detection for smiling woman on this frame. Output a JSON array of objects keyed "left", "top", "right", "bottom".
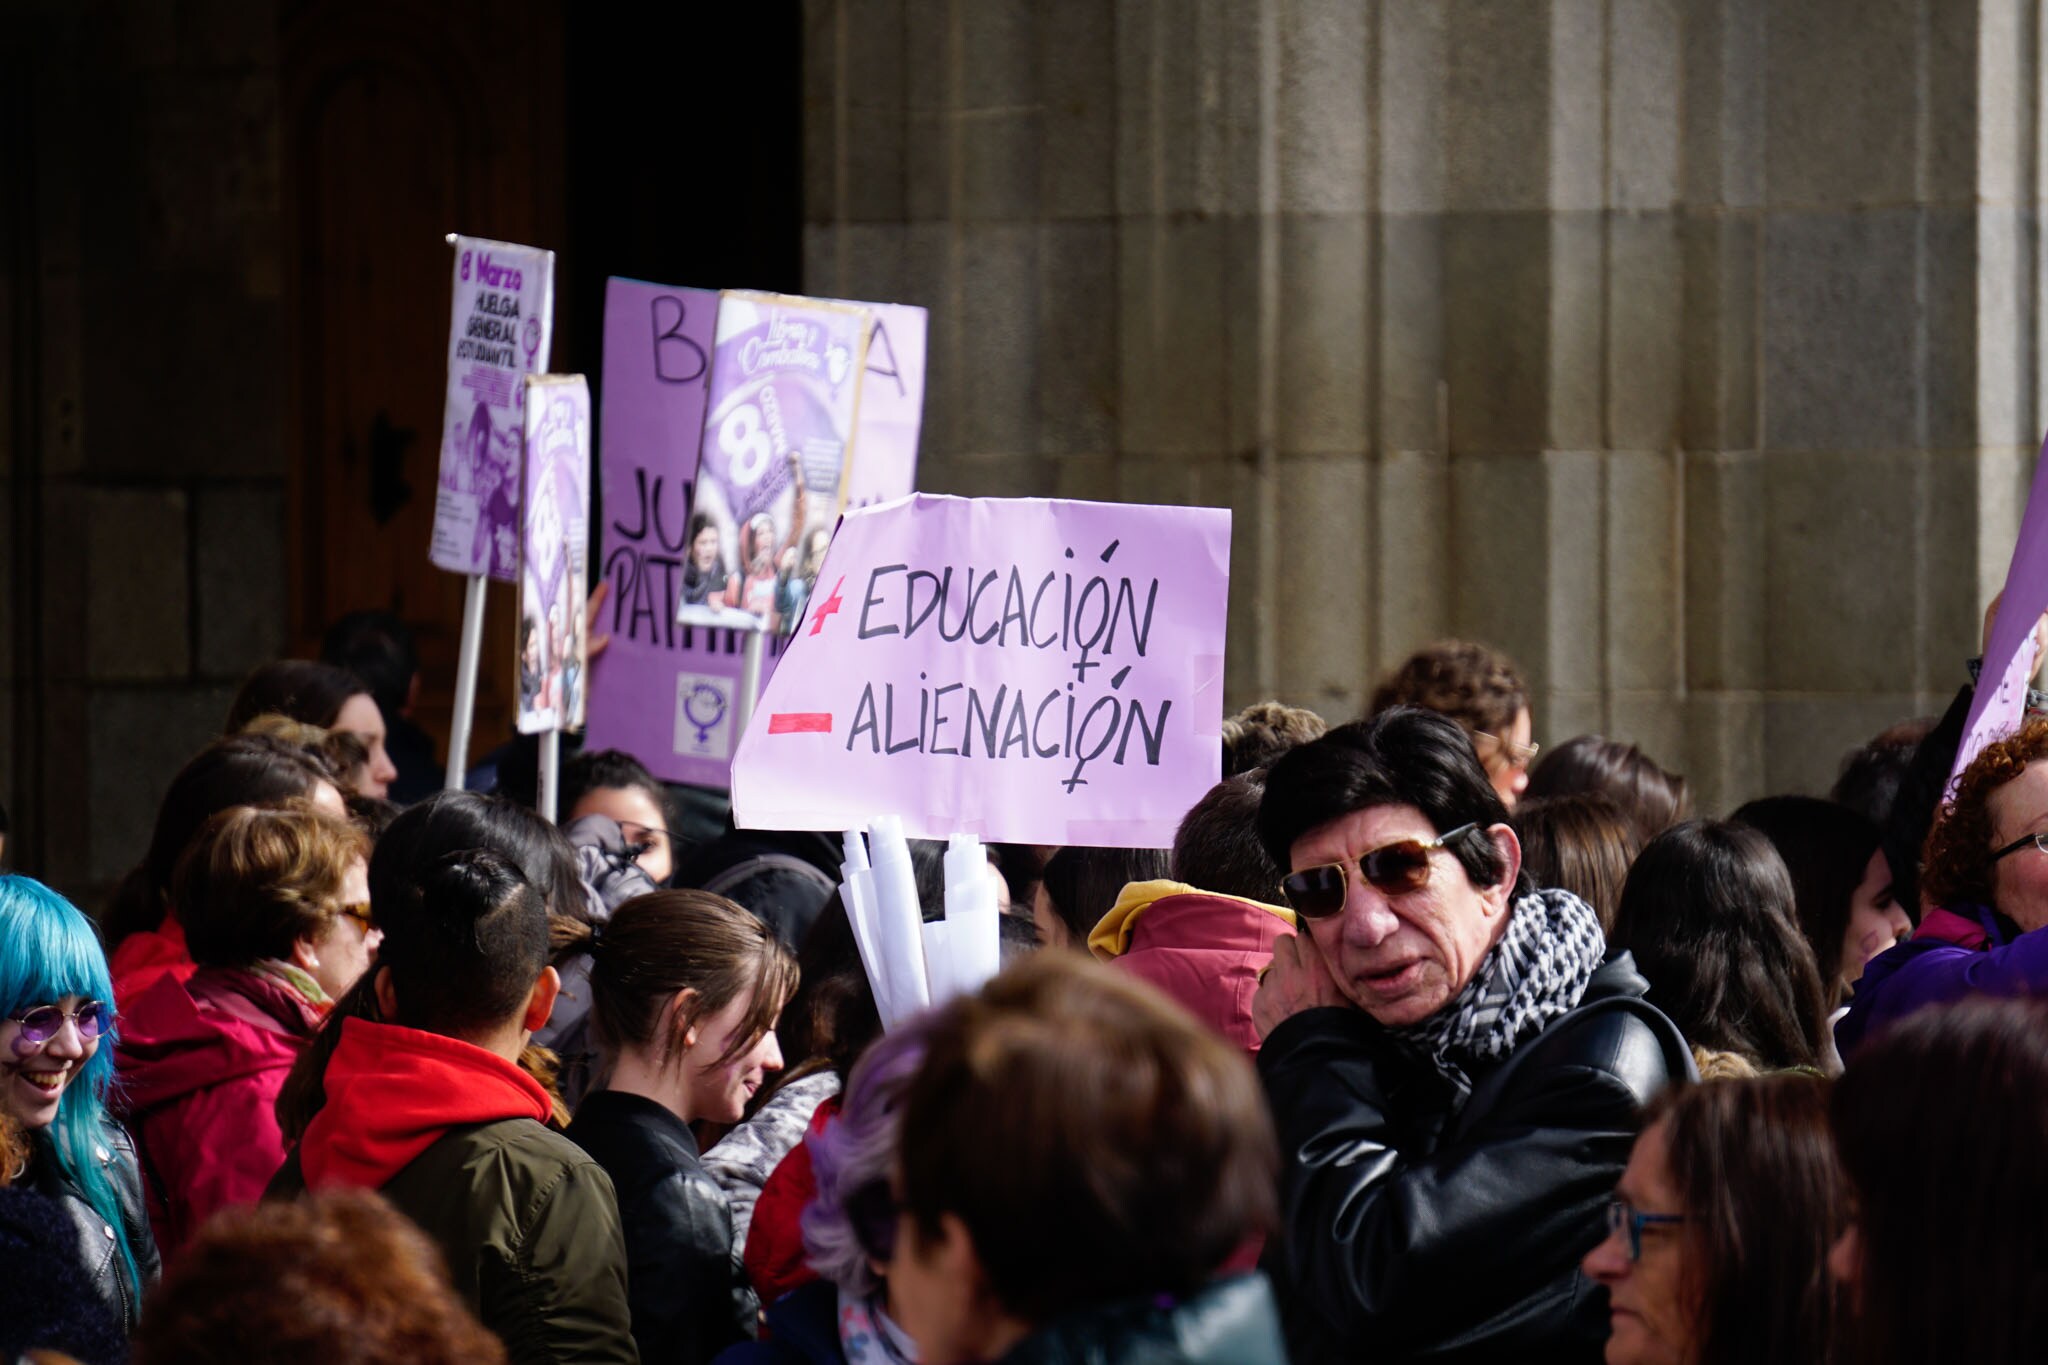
[
  {"left": 0, "top": 874, "right": 161, "bottom": 1339},
  {"left": 561, "top": 890, "right": 800, "bottom": 1365}
]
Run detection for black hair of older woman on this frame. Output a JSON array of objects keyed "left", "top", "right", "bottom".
[
  {"left": 1524, "top": 733, "right": 1689, "bottom": 847},
  {"left": 1511, "top": 792, "right": 1639, "bottom": 933},
  {"left": 1639, "top": 1075, "right": 1846, "bottom": 1365},
  {"left": 1831, "top": 997, "right": 2048, "bottom": 1365},
  {"left": 1609, "top": 820, "right": 1829, "bottom": 1072}
]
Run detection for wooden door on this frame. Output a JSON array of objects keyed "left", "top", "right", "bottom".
[{"left": 280, "top": 0, "right": 565, "bottom": 762}]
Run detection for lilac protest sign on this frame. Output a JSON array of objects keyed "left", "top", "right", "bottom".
[
  {"left": 730, "top": 495, "right": 1231, "bottom": 847},
  {"left": 676, "top": 292, "right": 872, "bottom": 636},
  {"left": 431, "top": 235, "right": 557, "bottom": 581},
  {"left": 1950, "top": 430, "right": 2048, "bottom": 790},
  {"left": 516, "top": 374, "right": 590, "bottom": 735},
  {"left": 838, "top": 301, "right": 927, "bottom": 509},
  {"left": 589, "top": 280, "right": 928, "bottom": 787}
]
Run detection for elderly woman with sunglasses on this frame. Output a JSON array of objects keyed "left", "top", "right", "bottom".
[
  {"left": 0, "top": 873, "right": 160, "bottom": 1338},
  {"left": 1580, "top": 1075, "right": 1845, "bottom": 1365},
  {"left": 114, "top": 805, "right": 372, "bottom": 1259},
  {"left": 1838, "top": 716, "right": 2048, "bottom": 1060},
  {"left": 1251, "top": 707, "right": 1692, "bottom": 1365}
]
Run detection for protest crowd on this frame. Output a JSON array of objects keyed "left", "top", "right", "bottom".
[{"left": 9, "top": 597, "right": 2048, "bottom": 1365}]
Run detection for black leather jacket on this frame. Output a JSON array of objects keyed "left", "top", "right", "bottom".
[
  {"left": 29, "top": 1123, "right": 162, "bottom": 1336},
  {"left": 1258, "top": 953, "right": 1691, "bottom": 1365},
  {"left": 566, "top": 1089, "right": 753, "bottom": 1365}
]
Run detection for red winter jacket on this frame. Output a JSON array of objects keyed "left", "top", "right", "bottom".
[
  {"left": 1088, "top": 880, "right": 1297, "bottom": 1053},
  {"left": 116, "top": 965, "right": 326, "bottom": 1259},
  {"left": 110, "top": 915, "right": 197, "bottom": 1010},
  {"left": 743, "top": 1096, "right": 839, "bottom": 1309}
]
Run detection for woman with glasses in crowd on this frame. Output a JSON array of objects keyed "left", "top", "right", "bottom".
[
  {"left": 1581, "top": 1075, "right": 1846, "bottom": 1365},
  {"left": 1838, "top": 718, "right": 2048, "bottom": 1059},
  {"left": 0, "top": 873, "right": 160, "bottom": 1338},
  {"left": 115, "top": 806, "right": 373, "bottom": 1259}
]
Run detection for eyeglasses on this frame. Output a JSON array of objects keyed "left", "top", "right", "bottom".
[
  {"left": 1280, "top": 824, "right": 1481, "bottom": 919},
  {"left": 8, "top": 1000, "right": 109, "bottom": 1046},
  {"left": 1991, "top": 831, "right": 2048, "bottom": 864},
  {"left": 1474, "top": 730, "right": 1541, "bottom": 770},
  {"left": 335, "top": 901, "right": 374, "bottom": 933},
  {"left": 617, "top": 820, "right": 676, "bottom": 854},
  {"left": 1605, "top": 1197, "right": 1686, "bottom": 1262}
]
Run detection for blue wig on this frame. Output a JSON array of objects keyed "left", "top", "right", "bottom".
[{"left": 0, "top": 874, "right": 140, "bottom": 1300}]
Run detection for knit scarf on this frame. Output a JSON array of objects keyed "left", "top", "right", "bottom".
[{"left": 1392, "top": 886, "right": 1607, "bottom": 1105}]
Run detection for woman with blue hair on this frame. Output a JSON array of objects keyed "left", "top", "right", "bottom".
[{"left": 1, "top": 873, "right": 159, "bottom": 1335}]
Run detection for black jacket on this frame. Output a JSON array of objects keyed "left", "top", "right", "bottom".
[
  {"left": 567, "top": 1089, "right": 753, "bottom": 1365},
  {"left": 1258, "top": 953, "right": 1690, "bottom": 1365},
  {"left": 28, "top": 1124, "right": 162, "bottom": 1338}
]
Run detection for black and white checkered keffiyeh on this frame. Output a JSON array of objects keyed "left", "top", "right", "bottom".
[{"left": 1392, "top": 886, "right": 1607, "bottom": 1105}]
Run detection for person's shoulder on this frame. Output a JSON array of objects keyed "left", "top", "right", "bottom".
[
  {"left": 407, "top": 1116, "right": 610, "bottom": 1192},
  {"left": 1517, "top": 990, "right": 1686, "bottom": 1103}
]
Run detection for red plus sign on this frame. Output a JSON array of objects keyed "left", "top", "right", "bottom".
[{"left": 808, "top": 576, "right": 847, "bottom": 635}]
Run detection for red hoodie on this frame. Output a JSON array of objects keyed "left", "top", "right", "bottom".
[
  {"left": 117, "top": 965, "right": 326, "bottom": 1259},
  {"left": 111, "top": 915, "right": 197, "bottom": 1010},
  {"left": 298, "top": 1018, "right": 553, "bottom": 1190}
]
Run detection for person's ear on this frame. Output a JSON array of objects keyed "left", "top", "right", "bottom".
[
  {"left": 1485, "top": 823, "right": 1523, "bottom": 912},
  {"left": 669, "top": 987, "right": 703, "bottom": 1052},
  {"left": 522, "top": 965, "right": 561, "bottom": 1034},
  {"left": 373, "top": 963, "right": 399, "bottom": 1019},
  {"left": 290, "top": 933, "right": 321, "bottom": 976}
]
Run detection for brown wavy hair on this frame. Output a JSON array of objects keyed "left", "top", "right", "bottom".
[
  {"left": 172, "top": 805, "right": 367, "bottom": 968},
  {"left": 1920, "top": 718, "right": 2048, "bottom": 913},
  {"left": 1368, "top": 639, "right": 1528, "bottom": 739},
  {"left": 133, "top": 1188, "right": 506, "bottom": 1364}
]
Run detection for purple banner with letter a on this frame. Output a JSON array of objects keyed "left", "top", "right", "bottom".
[{"left": 731, "top": 495, "right": 1231, "bottom": 847}]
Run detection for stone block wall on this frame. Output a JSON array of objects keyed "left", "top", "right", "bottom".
[
  {"left": 801, "top": 0, "right": 2047, "bottom": 814},
  {"left": 3, "top": 3, "right": 288, "bottom": 892}
]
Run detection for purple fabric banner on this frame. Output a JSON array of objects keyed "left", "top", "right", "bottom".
[
  {"left": 517, "top": 374, "right": 591, "bottom": 735},
  {"left": 731, "top": 495, "right": 1231, "bottom": 847},
  {"left": 1951, "top": 429, "right": 2048, "bottom": 789},
  {"left": 431, "top": 235, "right": 556, "bottom": 581}
]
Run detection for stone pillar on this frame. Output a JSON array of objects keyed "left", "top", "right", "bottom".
[{"left": 804, "top": 0, "right": 2048, "bottom": 814}]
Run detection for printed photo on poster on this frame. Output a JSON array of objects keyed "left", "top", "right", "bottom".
[
  {"left": 430, "top": 234, "right": 556, "bottom": 582},
  {"left": 676, "top": 292, "right": 872, "bottom": 637},
  {"left": 517, "top": 374, "right": 591, "bottom": 735}
]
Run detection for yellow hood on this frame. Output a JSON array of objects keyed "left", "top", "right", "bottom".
[{"left": 1088, "top": 879, "right": 1297, "bottom": 959}]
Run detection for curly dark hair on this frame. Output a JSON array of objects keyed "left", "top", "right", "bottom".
[
  {"left": 1920, "top": 718, "right": 2048, "bottom": 914},
  {"left": 1368, "top": 640, "right": 1528, "bottom": 739},
  {"left": 134, "top": 1188, "right": 507, "bottom": 1365}
]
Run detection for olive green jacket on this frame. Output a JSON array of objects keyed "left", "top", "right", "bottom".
[{"left": 273, "top": 1118, "right": 639, "bottom": 1364}]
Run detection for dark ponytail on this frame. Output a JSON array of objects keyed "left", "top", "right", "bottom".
[{"left": 379, "top": 850, "right": 548, "bottom": 1038}]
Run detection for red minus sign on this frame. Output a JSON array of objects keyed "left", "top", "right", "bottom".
[{"left": 768, "top": 713, "right": 834, "bottom": 734}]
